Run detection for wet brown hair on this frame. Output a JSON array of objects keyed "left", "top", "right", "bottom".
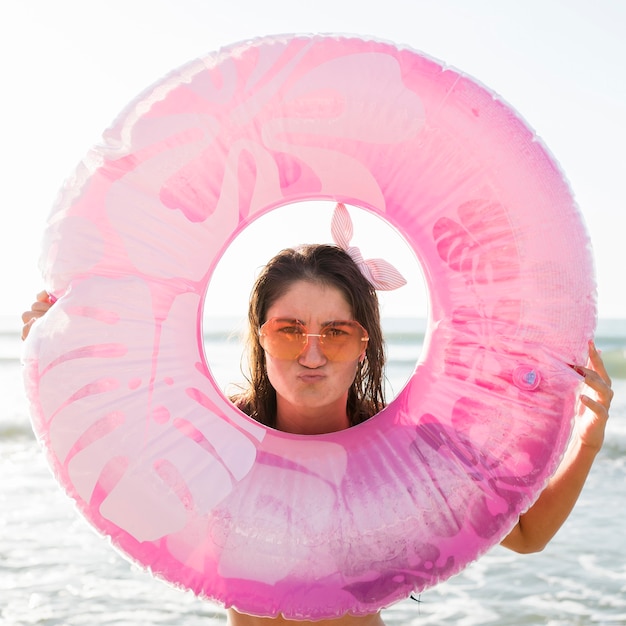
[{"left": 231, "top": 244, "right": 386, "bottom": 428}]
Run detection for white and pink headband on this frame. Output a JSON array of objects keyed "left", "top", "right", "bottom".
[{"left": 331, "top": 203, "right": 407, "bottom": 291}]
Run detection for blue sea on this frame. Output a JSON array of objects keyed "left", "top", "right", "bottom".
[{"left": 1, "top": 316, "right": 625, "bottom": 625}]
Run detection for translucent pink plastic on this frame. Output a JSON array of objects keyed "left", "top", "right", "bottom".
[{"left": 22, "top": 34, "right": 596, "bottom": 619}]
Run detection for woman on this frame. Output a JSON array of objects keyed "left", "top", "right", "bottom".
[
  {"left": 21, "top": 215, "right": 613, "bottom": 626},
  {"left": 230, "top": 243, "right": 385, "bottom": 435}
]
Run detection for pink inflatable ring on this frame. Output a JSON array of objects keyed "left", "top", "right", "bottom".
[{"left": 23, "top": 34, "right": 595, "bottom": 619}]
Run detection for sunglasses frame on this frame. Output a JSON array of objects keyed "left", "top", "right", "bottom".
[{"left": 259, "top": 317, "right": 369, "bottom": 362}]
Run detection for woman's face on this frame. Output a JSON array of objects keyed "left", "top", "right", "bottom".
[{"left": 263, "top": 280, "right": 365, "bottom": 435}]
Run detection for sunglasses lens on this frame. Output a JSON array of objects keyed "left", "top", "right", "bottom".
[
  {"left": 260, "top": 319, "right": 368, "bottom": 361},
  {"left": 260, "top": 319, "right": 307, "bottom": 360},
  {"left": 319, "top": 322, "right": 368, "bottom": 361}
]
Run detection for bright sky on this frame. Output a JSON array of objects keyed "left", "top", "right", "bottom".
[{"left": 2, "top": 0, "right": 625, "bottom": 325}]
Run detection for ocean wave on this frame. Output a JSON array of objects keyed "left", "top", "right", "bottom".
[{"left": 0, "top": 420, "right": 35, "bottom": 440}]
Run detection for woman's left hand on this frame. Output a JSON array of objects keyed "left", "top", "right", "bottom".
[
  {"left": 572, "top": 340, "right": 613, "bottom": 452},
  {"left": 502, "top": 340, "right": 613, "bottom": 554}
]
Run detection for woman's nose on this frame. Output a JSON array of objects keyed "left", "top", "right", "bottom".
[{"left": 298, "top": 334, "right": 327, "bottom": 366}]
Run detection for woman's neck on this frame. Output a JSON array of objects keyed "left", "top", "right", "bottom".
[{"left": 275, "top": 398, "right": 350, "bottom": 435}]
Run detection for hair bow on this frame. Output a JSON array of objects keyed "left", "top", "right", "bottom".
[{"left": 331, "top": 203, "right": 407, "bottom": 291}]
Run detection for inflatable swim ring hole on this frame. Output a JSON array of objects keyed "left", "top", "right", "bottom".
[{"left": 202, "top": 200, "right": 429, "bottom": 406}]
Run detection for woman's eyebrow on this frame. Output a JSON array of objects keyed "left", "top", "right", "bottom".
[{"left": 274, "top": 317, "right": 304, "bottom": 325}]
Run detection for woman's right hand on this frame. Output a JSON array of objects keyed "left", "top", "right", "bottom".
[{"left": 21, "top": 291, "right": 54, "bottom": 340}]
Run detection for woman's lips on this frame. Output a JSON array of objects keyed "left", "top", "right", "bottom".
[{"left": 298, "top": 373, "right": 326, "bottom": 383}]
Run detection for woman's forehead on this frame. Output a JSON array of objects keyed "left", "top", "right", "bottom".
[{"left": 266, "top": 280, "right": 353, "bottom": 322}]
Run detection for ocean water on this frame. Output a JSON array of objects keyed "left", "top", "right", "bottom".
[{"left": 1, "top": 317, "right": 625, "bottom": 625}]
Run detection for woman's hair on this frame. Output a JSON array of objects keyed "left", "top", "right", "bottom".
[{"left": 231, "top": 244, "right": 386, "bottom": 428}]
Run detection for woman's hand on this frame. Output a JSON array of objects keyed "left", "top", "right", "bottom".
[
  {"left": 501, "top": 340, "right": 613, "bottom": 554},
  {"left": 21, "top": 291, "right": 54, "bottom": 340},
  {"left": 571, "top": 340, "right": 613, "bottom": 452}
]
